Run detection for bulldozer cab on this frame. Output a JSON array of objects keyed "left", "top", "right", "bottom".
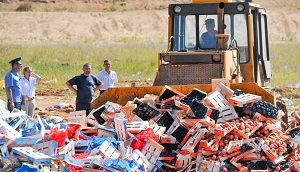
[
  {"left": 153, "top": 0, "right": 272, "bottom": 87},
  {"left": 91, "top": 0, "right": 276, "bottom": 109}
]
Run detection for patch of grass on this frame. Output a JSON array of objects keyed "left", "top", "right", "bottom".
[
  {"left": 110, "top": 0, "right": 117, "bottom": 11},
  {"left": 267, "top": 42, "right": 300, "bottom": 87},
  {"left": 16, "top": 2, "right": 32, "bottom": 11},
  {"left": 116, "top": 36, "right": 142, "bottom": 44},
  {"left": 121, "top": 2, "right": 127, "bottom": 12},
  {"left": 281, "top": 32, "right": 298, "bottom": 42}
]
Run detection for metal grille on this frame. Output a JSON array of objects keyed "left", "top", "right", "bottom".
[{"left": 155, "top": 64, "right": 223, "bottom": 85}]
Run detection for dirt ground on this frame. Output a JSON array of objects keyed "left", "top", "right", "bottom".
[
  {"left": 34, "top": 89, "right": 75, "bottom": 121},
  {"left": 1, "top": 0, "right": 300, "bottom": 120},
  {"left": 0, "top": 0, "right": 299, "bottom": 44}
]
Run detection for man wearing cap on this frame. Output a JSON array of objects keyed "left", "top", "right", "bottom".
[
  {"left": 4, "top": 57, "right": 23, "bottom": 111},
  {"left": 200, "top": 18, "right": 218, "bottom": 49}
]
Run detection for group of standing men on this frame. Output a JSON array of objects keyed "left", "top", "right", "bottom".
[
  {"left": 4, "top": 57, "right": 118, "bottom": 117},
  {"left": 65, "top": 59, "right": 118, "bottom": 116}
]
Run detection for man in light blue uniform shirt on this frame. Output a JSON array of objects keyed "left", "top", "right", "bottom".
[{"left": 5, "top": 56, "right": 23, "bottom": 111}]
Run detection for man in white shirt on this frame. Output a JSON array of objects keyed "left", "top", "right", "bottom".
[{"left": 97, "top": 60, "right": 118, "bottom": 94}]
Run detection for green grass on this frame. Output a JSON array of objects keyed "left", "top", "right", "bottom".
[
  {"left": 1, "top": 42, "right": 299, "bottom": 101},
  {"left": 268, "top": 42, "right": 300, "bottom": 87}
]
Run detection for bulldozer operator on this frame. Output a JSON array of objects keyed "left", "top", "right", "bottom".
[{"left": 200, "top": 18, "right": 218, "bottom": 49}]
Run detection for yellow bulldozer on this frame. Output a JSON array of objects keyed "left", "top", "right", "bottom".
[{"left": 91, "top": 0, "right": 287, "bottom": 125}]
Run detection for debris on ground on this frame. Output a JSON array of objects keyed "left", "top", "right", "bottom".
[
  {"left": 0, "top": 83, "right": 300, "bottom": 172},
  {"left": 46, "top": 116, "right": 64, "bottom": 124}
]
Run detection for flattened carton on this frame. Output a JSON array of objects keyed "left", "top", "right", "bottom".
[
  {"left": 33, "top": 140, "right": 58, "bottom": 156},
  {"left": 12, "top": 147, "right": 52, "bottom": 165},
  {"left": 13, "top": 137, "right": 38, "bottom": 147}
]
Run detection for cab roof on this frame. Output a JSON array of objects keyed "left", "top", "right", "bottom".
[{"left": 192, "top": 0, "right": 253, "bottom": 3}]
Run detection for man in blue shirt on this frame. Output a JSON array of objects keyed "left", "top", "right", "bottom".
[
  {"left": 5, "top": 57, "right": 23, "bottom": 112},
  {"left": 66, "top": 63, "right": 103, "bottom": 116},
  {"left": 200, "top": 19, "right": 218, "bottom": 49}
]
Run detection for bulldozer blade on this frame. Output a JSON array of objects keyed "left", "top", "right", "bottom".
[{"left": 91, "top": 83, "right": 275, "bottom": 109}]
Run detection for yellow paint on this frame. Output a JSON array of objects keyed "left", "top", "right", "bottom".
[
  {"left": 91, "top": 83, "right": 274, "bottom": 109},
  {"left": 0, "top": 80, "right": 4, "bottom": 89},
  {"left": 223, "top": 51, "right": 231, "bottom": 80}
]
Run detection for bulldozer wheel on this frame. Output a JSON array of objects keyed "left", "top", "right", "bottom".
[{"left": 276, "top": 99, "right": 289, "bottom": 131}]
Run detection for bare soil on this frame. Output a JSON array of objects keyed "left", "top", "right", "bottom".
[
  {"left": 35, "top": 89, "right": 75, "bottom": 121},
  {"left": 0, "top": 0, "right": 299, "bottom": 44}
]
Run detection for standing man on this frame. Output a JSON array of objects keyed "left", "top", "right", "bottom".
[
  {"left": 5, "top": 56, "right": 23, "bottom": 112},
  {"left": 66, "top": 63, "right": 102, "bottom": 116},
  {"left": 97, "top": 60, "right": 118, "bottom": 94}
]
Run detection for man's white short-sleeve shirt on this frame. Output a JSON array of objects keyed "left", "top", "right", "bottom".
[{"left": 97, "top": 70, "right": 118, "bottom": 91}]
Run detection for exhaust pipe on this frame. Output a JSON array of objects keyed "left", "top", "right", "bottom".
[
  {"left": 217, "top": 2, "right": 225, "bottom": 34},
  {"left": 216, "top": 2, "right": 230, "bottom": 50}
]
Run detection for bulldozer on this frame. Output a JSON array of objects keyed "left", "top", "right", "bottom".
[
  {"left": 153, "top": 0, "right": 271, "bottom": 87},
  {"left": 91, "top": 0, "right": 287, "bottom": 125}
]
